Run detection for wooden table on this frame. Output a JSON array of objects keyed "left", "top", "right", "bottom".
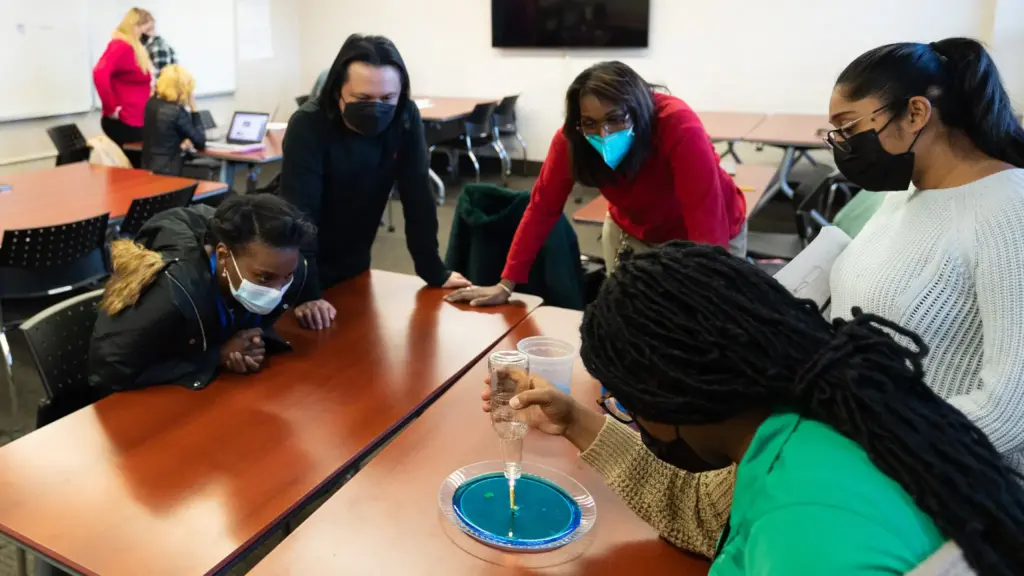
[
  {"left": 744, "top": 113, "right": 832, "bottom": 202},
  {"left": 696, "top": 111, "right": 767, "bottom": 163},
  {"left": 250, "top": 306, "right": 711, "bottom": 576},
  {"left": 123, "top": 128, "right": 285, "bottom": 194},
  {"left": 0, "top": 163, "right": 227, "bottom": 236},
  {"left": 573, "top": 163, "right": 778, "bottom": 224},
  {"left": 0, "top": 271, "right": 542, "bottom": 576}
]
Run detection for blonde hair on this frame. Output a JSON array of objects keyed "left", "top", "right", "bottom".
[
  {"left": 155, "top": 65, "right": 195, "bottom": 106},
  {"left": 112, "top": 7, "right": 154, "bottom": 74}
]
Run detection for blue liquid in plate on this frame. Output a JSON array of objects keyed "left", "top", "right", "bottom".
[{"left": 452, "top": 472, "right": 581, "bottom": 548}]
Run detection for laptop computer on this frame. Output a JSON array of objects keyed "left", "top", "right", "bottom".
[{"left": 207, "top": 111, "right": 270, "bottom": 151}]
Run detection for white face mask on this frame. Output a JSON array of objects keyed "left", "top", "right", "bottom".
[{"left": 226, "top": 251, "right": 292, "bottom": 315}]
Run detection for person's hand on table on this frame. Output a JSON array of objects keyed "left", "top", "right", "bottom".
[
  {"left": 442, "top": 271, "right": 472, "bottom": 289},
  {"left": 221, "top": 328, "right": 265, "bottom": 373},
  {"left": 180, "top": 139, "right": 195, "bottom": 152},
  {"left": 447, "top": 280, "right": 513, "bottom": 307},
  {"left": 110, "top": 106, "right": 122, "bottom": 120},
  {"left": 481, "top": 369, "right": 606, "bottom": 451},
  {"left": 295, "top": 299, "right": 336, "bottom": 330}
]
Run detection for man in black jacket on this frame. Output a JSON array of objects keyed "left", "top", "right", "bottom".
[
  {"left": 279, "top": 34, "right": 469, "bottom": 330},
  {"left": 88, "top": 195, "right": 319, "bottom": 393}
]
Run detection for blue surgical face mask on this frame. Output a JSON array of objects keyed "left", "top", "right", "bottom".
[
  {"left": 226, "top": 251, "right": 291, "bottom": 315},
  {"left": 586, "top": 128, "right": 634, "bottom": 170}
]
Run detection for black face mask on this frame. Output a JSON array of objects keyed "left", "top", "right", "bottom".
[
  {"left": 832, "top": 120, "right": 922, "bottom": 192},
  {"left": 342, "top": 101, "right": 396, "bottom": 136},
  {"left": 140, "top": 33, "right": 151, "bottom": 45},
  {"left": 636, "top": 421, "right": 721, "bottom": 472}
]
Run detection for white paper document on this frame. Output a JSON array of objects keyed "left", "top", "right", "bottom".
[
  {"left": 414, "top": 99, "right": 433, "bottom": 109},
  {"left": 772, "top": 226, "right": 852, "bottom": 316}
]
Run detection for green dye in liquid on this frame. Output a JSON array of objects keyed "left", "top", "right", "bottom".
[{"left": 453, "top": 472, "right": 579, "bottom": 543}]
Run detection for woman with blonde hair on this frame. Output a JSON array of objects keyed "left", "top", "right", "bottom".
[
  {"left": 141, "top": 64, "right": 206, "bottom": 176},
  {"left": 92, "top": 7, "right": 154, "bottom": 166}
]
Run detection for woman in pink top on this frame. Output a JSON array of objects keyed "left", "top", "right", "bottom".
[{"left": 93, "top": 7, "right": 154, "bottom": 167}]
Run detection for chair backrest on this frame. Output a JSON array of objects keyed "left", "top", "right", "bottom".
[
  {"left": 20, "top": 289, "right": 105, "bottom": 427},
  {"left": 0, "top": 213, "right": 111, "bottom": 298},
  {"left": 295, "top": 94, "right": 310, "bottom": 106},
  {"left": 494, "top": 95, "right": 519, "bottom": 126},
  {"left": 46, "top": 124, "right": 91, "bottom": 166},
  {"left": 465, "top": 103, "right": 498, "bottom": 139},
  {"left": 198, "top": 110, "right": 217, "bottom": 130},
  {"left": 794, "top": 172, "right": 859, "bottom": 245},
  {"left": 119, "top": 183, "right": 198, "bottom": 238}
]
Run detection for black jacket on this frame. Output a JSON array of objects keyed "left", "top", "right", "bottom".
[
  {"left": 279, "top": 99, "right": 449, "bottom": 297},
  {"left": 445, "top": 183, "right": 585, "bottom": 310},
  {"left": 88, "top": 205, "right": 313, "bottom": 393},
  {"left": 141, "top": 97, "right": 207, "bottom": 176}
]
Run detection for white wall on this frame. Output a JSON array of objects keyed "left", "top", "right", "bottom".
[
  {"left": 990, "top": 0, "right": 1024, "bottom": 109},
  {"left": 298, "top": 0, "right": 993, "bottom": 161},
  {"left": 0, "top": 0, "right": 304, "bottom": 177}
]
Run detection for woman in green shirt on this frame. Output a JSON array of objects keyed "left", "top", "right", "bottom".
[{"left": 497, "top": 242, "right": 1024, "bottom": 575}]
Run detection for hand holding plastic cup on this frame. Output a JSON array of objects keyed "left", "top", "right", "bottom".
[{"left": 516, "top": 336, "right": 576, "bottom": 395}]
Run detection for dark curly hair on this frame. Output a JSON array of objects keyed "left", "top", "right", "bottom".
[
  {"left": 208, "top": 194, "right": 316, "bottom": 253},
  {"left": 581, "top": 241, "right": 1024, "bottom": 576}
]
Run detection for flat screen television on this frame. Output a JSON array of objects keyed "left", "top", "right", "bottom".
[{"left": 492, "top": 0, "right": 650, "bottom": 48}]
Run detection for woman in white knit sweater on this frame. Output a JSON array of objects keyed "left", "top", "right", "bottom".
[{"left": 826, "top": 38, "right": 1024, "bottom": 472}]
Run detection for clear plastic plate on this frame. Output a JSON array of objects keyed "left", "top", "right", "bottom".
[{"left": 438, "top": 461, "right": 597, "bottom": 552}]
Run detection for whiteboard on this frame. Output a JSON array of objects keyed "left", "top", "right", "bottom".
[
  {"left": 0, "top": 0, "right": 94, "bottom": 121},
  {"left": 90, "top": 0, "right": 237, "bottom": 98},
  {"left": 0, "top": 0, "right": 236, "bottom": 122}
]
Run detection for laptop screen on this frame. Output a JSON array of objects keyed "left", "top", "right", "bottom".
[{"left": 227, "top": 112, "right": 270, "bottom": 144}]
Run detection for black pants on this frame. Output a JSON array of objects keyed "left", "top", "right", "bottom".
[{"left": 100, "top": 117, "right": 143, "bottom": 168}]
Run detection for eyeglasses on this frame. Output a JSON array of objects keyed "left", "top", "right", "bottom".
[
  {"left": 578, "top": 113, "right": 632, "bottom": 136},
  {"left": 597, "top": 391, "right": 633, "bottom": 424},
  {"left": 822, "top": 103, "right": 891, "bottom": 153}
]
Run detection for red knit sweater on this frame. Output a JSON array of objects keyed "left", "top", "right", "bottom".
[
  {"left": 93, "top": 39, "right": 152, "bottom": 128},
  {"left": 502, "top": 93, "right": 746, "bottom": 284}
]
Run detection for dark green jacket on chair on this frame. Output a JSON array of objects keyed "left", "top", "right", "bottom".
[{"left": 445, "top": 184, "right": 585, "bottom": 310}]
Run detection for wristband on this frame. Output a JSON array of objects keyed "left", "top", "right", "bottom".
[{"left": 498, "top": 282, "right": 513, "bottom": 296}]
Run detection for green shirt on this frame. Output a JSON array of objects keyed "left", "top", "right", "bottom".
[{"left": 710, "top": 411, "right": 945, "bottom": 575}]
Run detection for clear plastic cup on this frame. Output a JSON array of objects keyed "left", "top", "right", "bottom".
[{"left": 516, "top": 336, "right": 576, "bottom": 395}]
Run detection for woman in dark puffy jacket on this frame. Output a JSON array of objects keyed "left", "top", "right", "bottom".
[{"left": 141, "top": 64, "right": 206, "bottom": 176}]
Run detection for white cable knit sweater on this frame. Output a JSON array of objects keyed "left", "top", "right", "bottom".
[{"left": 831, "top": 168, "right": 1024, "bottom": 474}]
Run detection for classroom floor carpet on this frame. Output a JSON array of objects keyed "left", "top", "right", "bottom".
[{"left": 0, "top": 143, "right": 802, "bottom": 575}]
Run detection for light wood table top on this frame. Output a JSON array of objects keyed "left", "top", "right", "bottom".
[
  {"left": 123, "top": 128, "right": 285, "bottom": 164},
  {"left": 696, "top": 111, "right": 767, "bottom": 141},
  {"left": 573, "top": 163, "right": 778, "bottom": 224},
  {"left": 0, "top": 271, "right": 542, "bottom": 576},
  {"left": 0, "top": 163, "right": 227, "bottom": 236},
  {"left": 416, "top": 96, "right": 499, "bottom": 122},
  {"left": 743, "top": 113, "right": 832, "bottom": 148},
  {"left": 250, "top": 305, "right": 711, "bottom": 576}
]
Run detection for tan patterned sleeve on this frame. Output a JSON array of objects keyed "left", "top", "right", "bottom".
[{"left": 579, "top": 416, "right": 734, "bottom": 558}]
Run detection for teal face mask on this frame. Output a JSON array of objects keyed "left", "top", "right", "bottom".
[{"left": 586, "top": 128, "right": 634, "bottom": 170}]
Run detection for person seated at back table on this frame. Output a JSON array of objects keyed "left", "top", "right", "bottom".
[
  {"left": 448, "top": 60, "right": 746, "bottom": 308},
  {"left": 483, "top": 243, "right": 1024, "bottom": 574},
  {"left": 141, "top": 64, "right": 206, "bottom": 176},
  {"left": 279, "top": 33, "right": 469, "bottom": 331},
  {"left": 88, "top": 195, "right": 323, "bottom": 394}
]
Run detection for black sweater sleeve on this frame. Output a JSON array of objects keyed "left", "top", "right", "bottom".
[
  {"left": 279, "top": 110, "right": 325, "bottom": 299},
  {"left": 176, "top": 108, "right": 207, "bottom": 150},
  {"left": 397, "top": 103, "right": 450, "bottom": 287}
]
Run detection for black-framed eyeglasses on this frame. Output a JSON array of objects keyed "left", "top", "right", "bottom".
[
  {"left": 822, "top": 103, "right": 891, "bottom": 153},
  {"left": 597, "top": 391, "right": 633, "bottom": 424},
  {"left": 578, "top": 113, "right": 633, "bottom": 137}
]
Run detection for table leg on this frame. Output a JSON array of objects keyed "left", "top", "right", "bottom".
[
  {"left": 724, "top": 141, "right": 742, "bottom": 164},
  {"left": 219, "top": 161, "right": 230, "bottom": 185},
  {"left": 428, "top": 168, "right": 446, "bottom": 206},
  {"left": 246, "top": 164, "right": 261, "bottom": 194},
  {"left": 15, "top": 547, "right": 26, "bottom": 576},
  {"left": 751, "top": 146, "right": 797, "bottom": 214},
  {"left": 797, "top": 149, "right": 818, "bottom": 167}
]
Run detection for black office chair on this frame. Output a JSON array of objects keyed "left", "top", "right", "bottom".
[
  {"left": 20, "top": 289, "right": 107, "bottom": 428},
  {"left": 182, "top": 111, "right": 222, "bottom": 181},
  {"left": 434, "top": 103, "right": 509, "bottom": 186},
  {"left": 494, "top": 95, "right": 528, "bottom": 174},
  {"left": 46, "top": 124, "right": 91, "bottom": 166},
  {"left": 747, "top": 172, "right": 858, "bottom": 260},
  {"left": 117, "top": 183, "right": 197, "bottom": 238},
  {"left": 296, "top": 95, "right": 310, "bottom": 106},
  {"left": 1, "top": 213, "right": 110, "bottom": 389}
]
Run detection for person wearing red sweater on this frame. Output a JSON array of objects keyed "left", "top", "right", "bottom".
[
  {"left": 448, "top": 61, "right": 747, "bottom": 306},
  {"left": 92, "top": 7, "right": 154, "bottom": 167}
]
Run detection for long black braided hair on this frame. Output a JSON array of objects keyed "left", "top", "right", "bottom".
[{"left": 580, "top": 241, "right": 1024, "bottom": 576}]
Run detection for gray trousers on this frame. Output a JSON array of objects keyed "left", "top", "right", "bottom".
[{"left": 602, "top": 215, "right": 748, "bottom": 274}]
